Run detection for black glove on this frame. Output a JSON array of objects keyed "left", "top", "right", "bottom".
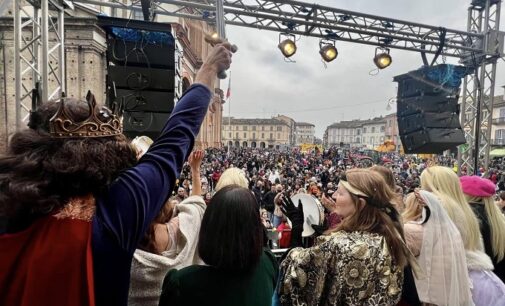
[
  {"left": 280, "top": 195, "right": 304, "bottom": 247},
  {"left": 280, "top": 196, "right": 304, "bottom": 229},
  {"left": 311, "top": 218, "right": 329, "bottom": 236}
]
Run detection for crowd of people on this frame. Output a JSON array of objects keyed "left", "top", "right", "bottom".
[{"left": 3, "top": 40, "right": 505, "bottom": 306}]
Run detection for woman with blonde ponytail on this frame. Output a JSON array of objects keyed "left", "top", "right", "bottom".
[
  {"left": 420, "top": 166, "right": 505, "bottom": 305},
  {"left": 460, "top": 175, "right": 505, "bottom": 282}
]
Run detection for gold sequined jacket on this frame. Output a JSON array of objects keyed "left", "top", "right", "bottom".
[{"left": 279, "top": 231, "right": 403, "bottom": 306}]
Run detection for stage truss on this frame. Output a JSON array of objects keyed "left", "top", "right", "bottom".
[{"left": 13, "top": 0, "right": 505, "bottom": 173}]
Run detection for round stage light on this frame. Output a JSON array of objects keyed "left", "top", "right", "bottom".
[
  {"left": 374, "top": 48, "right": 392, "bottom": 69},
  {"left": 210, "top": 31, "right": 219, "bottom": 40},
  {"left": 278, "top": 39, "right": 297, "bottom": 58},
  {"left": 319, "top": 44, "right": 338, "bottom": 62}
]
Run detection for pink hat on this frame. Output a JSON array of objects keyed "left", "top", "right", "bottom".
[{"left": 459, "top": 175, "right": 495, "bottom": 198}]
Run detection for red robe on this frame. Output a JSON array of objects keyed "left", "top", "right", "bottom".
[{"left": 0, "top": 196, "right": 95, "bottom": 306}]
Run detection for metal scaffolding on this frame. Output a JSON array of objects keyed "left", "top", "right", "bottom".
[
  {"left": 76, "top": 0, "right": 485, "bottom": 58},
  {"left": 13, "top": 0, "right": 68, "bottom": 129},
  {"left": 15, "top": 0, "right": 505, "bottom": 171},
  {"left": 459, "top": 0, "right": 503, "bottom": 174}
]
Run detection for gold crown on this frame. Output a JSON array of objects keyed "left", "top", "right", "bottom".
[{"left": 49, "top": 90, "right": 123, "bottom": 138}]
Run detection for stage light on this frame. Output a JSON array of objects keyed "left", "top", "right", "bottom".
[
  {"left": 374, "top": 47, "right": 392, "bottom": 69},
  {"left": 319, "top": 40, "right": 338, "bottom": 62},
  {"left": 205, "top": 31, "right": 221, "bottom": 45},
  {"left": 278, "top": 39, "right": 297, "bottom": 57},
  {"left": 278, "top": 33, "right": 297, "bottom": 58},
  {"left": 210, "top": 31, "right": 219, "bottom": 41}
]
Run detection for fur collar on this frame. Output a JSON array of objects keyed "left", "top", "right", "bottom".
[{"left": 466, "top": 249, "right": 494, "bottom": 271}]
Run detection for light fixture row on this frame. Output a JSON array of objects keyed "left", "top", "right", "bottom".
[{"left": 277, "top": 33, "right": 392, "bottom": 69}]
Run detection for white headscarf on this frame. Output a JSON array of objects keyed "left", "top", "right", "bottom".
[{"left": 414, "top": 190, "right": 474, "bottom": 306}]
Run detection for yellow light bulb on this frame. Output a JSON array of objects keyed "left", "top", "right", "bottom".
[
  {"left": 379, "top": 57, "right": 391, "bottom": 67},
  {"left": 278, "top": 39, "right": 297, "bottom": 58},
  {"left": 374, "top": 52, "right": 392, "bottom": 69},
  {"left": 283, "top": 43, "right": 296, "bottom": 56},
  {"left": 319, "top": 44, "right": 338, "bottom": 62}
]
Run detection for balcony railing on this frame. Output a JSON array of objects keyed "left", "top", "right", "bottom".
[
  {"left": 492, "top": 139, "right": 505, "bottom": 146},
  {"left": 493, "top": 117, "right": 505, "bottom": 124}
]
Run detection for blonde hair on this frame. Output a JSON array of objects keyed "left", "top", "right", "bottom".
[
  {"left": 215, "top": 167, "right": 248, "bottom": 191},
  {"left": 402, "top": 193, "right": 422, "bottom": 222},
  {"left": 465, "top": 195, "right": 505, "bottom": 261},
  {"left": 420, "top": 166, "right": 481, "bottom": 251},
  {"left": 334, "top": 169, "right": 411, "bottom": 268}
]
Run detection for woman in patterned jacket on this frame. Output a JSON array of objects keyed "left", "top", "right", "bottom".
[{"left": 278, "top": 168, "right": 413, "bottom": 305}]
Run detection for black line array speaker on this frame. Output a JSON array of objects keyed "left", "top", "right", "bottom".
[
  {"left": 394, "top": 65, "right": 467, "bottom": 154},
  {"left": 98, "top": 16, "right": 183, "bottom": 140}
]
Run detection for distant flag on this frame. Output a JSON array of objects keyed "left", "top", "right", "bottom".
[{"left": 226, "top": 72, "right": 231, "bottom": 99}]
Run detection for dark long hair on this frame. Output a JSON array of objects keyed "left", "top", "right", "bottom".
[
  {"left": 0, "top": 98, "right": 137, "bottom": 220},
  {"left": 198, "top": 185, "right": 263, "bottom": 274}
]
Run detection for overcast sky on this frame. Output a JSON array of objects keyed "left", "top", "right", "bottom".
[{"left": 224, "top": 0, "right": 505, "bottom": 138}]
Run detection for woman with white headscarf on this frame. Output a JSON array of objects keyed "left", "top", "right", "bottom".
[
  {"left": 420, "top": 166, "right": 505, "bottom": 305},
  {"left": 403, "top": 190, "right": 473, "bottom": 306}
]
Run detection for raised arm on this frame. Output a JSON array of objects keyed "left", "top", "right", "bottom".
[
  {"left": 188, "top": 150, "right": 205, "bottom": 196},
  {"left": 95, "top": 43, "right": 233, "bottom": 253}
]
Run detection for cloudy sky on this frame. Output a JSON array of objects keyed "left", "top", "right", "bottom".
[{"left": 224, "top": 0, "right": 505, "bottom": 138}]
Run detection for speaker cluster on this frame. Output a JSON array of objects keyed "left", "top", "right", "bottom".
[
  {"left": 99, "top": 16, "right": 183, "bottom": 140},
  {"left": 394, "top": 64, "right": 467, "bottom": 154}
]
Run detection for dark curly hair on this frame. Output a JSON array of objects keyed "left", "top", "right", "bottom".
[{"left": 0, "top": 98, "right": 137, "bottom": 220}]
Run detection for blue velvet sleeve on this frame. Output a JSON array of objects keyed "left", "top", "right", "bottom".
[{"left": 95, "top": 84, "right": 212, "bottom": 254}]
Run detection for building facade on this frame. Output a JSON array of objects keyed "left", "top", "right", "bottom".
[
  {"left": 361, "top": 118, "right": 387, "bottom": 149},
  {"left": 295, "top": 122, "right": 316, "bottom": 145},
  {"left": 222, "top": 117, "right": 291, "bottom": 149},
  {"left": 491, "top": 90, "right": 505, "bottom": 147},
  {"left": 384, "top": 113, "right": 401, "bottom": 151},
  {"left": 325, "top": 116, "right": 391, "bottom": 149},
  {"left": 325, "top": 120, "right": 363, "bottom": 147},
  {"left": 274, "top": 115, "right": 296, "bottom": 146},
  {"left": 0, "top": 1, "right": 223, "bottom": 152}
]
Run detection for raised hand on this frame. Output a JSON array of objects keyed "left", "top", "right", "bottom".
[
  {"left": 280, "top": 195, "right": 304, "bottom": 229},
  {"left": 201, "top": 42, "right": 233, "bottom": 75},
  {"left": 321, "top": 193, "right": 337, "bottom": 213},
  {"left": 195, "top": 41, "right": 234, "bottom": 90},
  {"left": 188, "top": 150, "right": 205, "bottom": 170},
  {"left": 280, "top": 195, "right": 304, "bottom": 247}
]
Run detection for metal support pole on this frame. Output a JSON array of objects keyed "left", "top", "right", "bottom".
[
  {"left": 216, "top": 0, "right": 225, "bottom": 38},
  {"left": 58, "top": 6, "right": 66, "bottom": 96},
  {"left": 216, "top": 0, "right": 227, "bottom": 150},
  {"left": 484, "top": 61, "right": 498, "bottom": 168},
  {"left": 14, "top": 0, "right": 22, "bottom": 130},
  {"left": 474, "top": 67, "right": 483, "bottom": 174},
  {"left": 40, "top": 0, "right": 49, "bottom": 101},
  {"left": 33, "top": 7, "right": 40, "bottom": 96}
]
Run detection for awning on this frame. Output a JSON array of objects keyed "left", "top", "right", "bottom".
[{"left": 490, "top": 148, "right": 505, "bottom": 157}]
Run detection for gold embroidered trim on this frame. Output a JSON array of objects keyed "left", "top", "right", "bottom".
[{"left": 53, "top": 194, "right": 96, "bottom": 222}]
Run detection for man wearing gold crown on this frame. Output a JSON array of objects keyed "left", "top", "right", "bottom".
[{"left": 0, "top": 42, "right": 233, "bottom": 306}]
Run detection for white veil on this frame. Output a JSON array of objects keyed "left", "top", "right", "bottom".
[{"left": 414, "top": 190, "right": 474, "bottom": 306}]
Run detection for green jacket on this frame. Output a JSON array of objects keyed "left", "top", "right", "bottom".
[{"left": 159, "top": 249, "right": 278, "bottom": 306}]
